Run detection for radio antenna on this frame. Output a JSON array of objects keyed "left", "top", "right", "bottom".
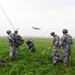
[{"left": 0, "top": 4, "right": 15, "bottom": 30}]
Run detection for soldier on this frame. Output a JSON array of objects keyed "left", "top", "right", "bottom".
[
  {"left": 50, "top": 31, "right": 62, "bottom": 66},
  {"left": 59, "top": 29, "right": 73, "bottom": 68},
  {"left": 26, "top": 39, "right": 36, "bottom": 52},
  {"left": 6, "top": 30, "right": 18, "bottom": 61}
]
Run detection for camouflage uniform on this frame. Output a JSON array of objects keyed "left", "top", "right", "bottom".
[
  {"left": 60, "top": 34, "right": 72, "bottom": 64},
  {"left": 7, "top": 30, "right": 19, "bottom": 61},
  {"left": 59, "top": 29, "right": 73, "bottom": 67},
  {"left": 52, "top": 35, "right": 62, "bottom": 64},
  {"left": 26, "top": 39, "right": 35, "bottom": 52},
  {"left": 50, "top": 32, "right": 62, "bottom": 65}
]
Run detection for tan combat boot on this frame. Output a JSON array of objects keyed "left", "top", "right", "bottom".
[{"left": 63, "top": 63, "right": 67, "bottom": 68}]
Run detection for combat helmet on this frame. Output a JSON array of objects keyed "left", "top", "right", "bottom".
[
  {"left": 50, "top": 31, "right": 55, "bottom": 36},
  {"left": 6, "top": 30, "right": 11, "bottom": 34},
  {"left": 14, "top": 30, "right": 18, "bottom": 33},
  {"left": 62, "top": 29, "right": 68, "bottom": 33}
]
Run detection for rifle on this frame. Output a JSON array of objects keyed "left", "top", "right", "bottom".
[{"left": 0, "top": 60, "right": 11, "bottom": 68}]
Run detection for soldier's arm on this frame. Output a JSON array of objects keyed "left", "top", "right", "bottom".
[
  {"left": 55, "top": 37, "right": 59, "bottom": 47},
  {"left": 8, "top": 36, "right": 14, "bottom": 46},
  {"left": 59, "top": 35, "right": 66, "bottom": 48}
]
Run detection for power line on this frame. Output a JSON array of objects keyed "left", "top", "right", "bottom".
[{"left": 0, "top": 4, "right": 16, "bottom": 30}]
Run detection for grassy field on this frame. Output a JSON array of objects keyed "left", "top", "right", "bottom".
[{"left": 0, "top": 37, "right": 75, "bottom": 75}]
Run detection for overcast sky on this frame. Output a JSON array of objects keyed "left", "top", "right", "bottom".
[{"left": 0, "top": 0, "right": 75, "bottom": 37}]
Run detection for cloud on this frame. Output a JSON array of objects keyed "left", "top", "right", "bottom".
[{"left": 0, "top": 0, "right": 75, "bottom": 37}]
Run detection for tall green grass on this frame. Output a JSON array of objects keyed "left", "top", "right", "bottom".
[{"left": 0, "top": 37, "right": 75, "bottom": 75}]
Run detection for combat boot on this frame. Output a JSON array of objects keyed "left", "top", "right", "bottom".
[
  {"left": 9, "top": 58, "right": 12, "bottom": 62},
  {"left": 63, "top": 63, "right": 67, "bottom": 68},
  {"left": 14, "top": 58, "right": 18, "bottom": 61}
]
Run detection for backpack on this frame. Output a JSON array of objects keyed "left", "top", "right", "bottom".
[
  {"left": 66, "top": 34, "right": 73, "bottom": 45},
  {"left": 15, "top": 34, "right": 24, "bottom": 46}
]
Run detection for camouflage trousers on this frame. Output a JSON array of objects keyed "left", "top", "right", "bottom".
[
  {"left": 9, "top": 46, "right": 19, "bottom": 59},
  {"left": 63, "top": 45, "right": 71, "bottom": 64},
  {"left": 52, "top": 47, "right": 61, "bottom": 63}
]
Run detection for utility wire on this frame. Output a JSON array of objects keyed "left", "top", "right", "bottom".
[{"left": 0, "top": 4, "right": 15, "bottom": 30}]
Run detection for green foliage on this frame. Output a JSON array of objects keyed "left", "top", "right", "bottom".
[{"left": 0, "top": 37, "right": 75, "bottom": 75}]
